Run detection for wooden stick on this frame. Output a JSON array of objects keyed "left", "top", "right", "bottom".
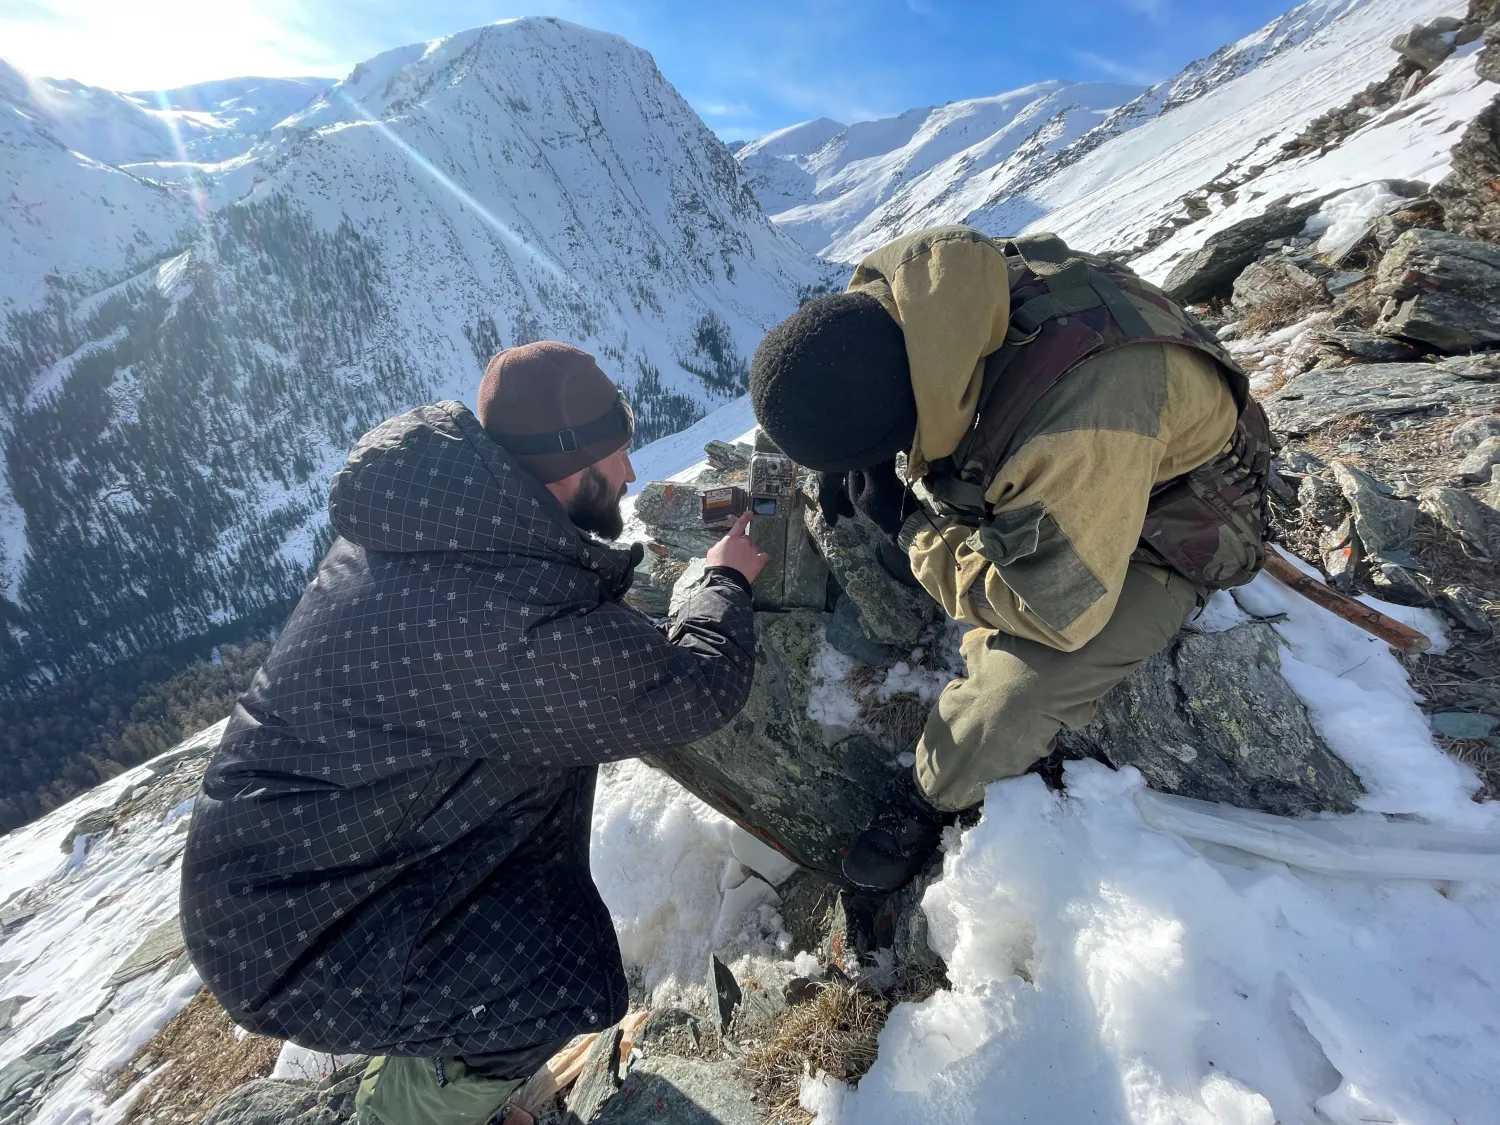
[{"left": 1261, "top": 554, "right": 1431, "bottom": 654}]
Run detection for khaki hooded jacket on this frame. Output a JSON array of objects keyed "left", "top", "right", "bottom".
[{"left": 848, "top": 226, "right": 1239, "bottom": 652}]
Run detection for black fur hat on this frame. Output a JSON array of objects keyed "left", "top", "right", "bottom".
[{"left": 749, "top": 291, "right": 915, "bottom": 471}]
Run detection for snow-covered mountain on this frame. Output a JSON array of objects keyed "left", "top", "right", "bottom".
[
  {"left": 736, "top": 81, "right": 1142, "bottom": 258},
  {"left": 0, "top": 18, "right": 825, "bottom": 688},
  {"left": 741, "top": 0, "right": 1472, "bottom": 264}
]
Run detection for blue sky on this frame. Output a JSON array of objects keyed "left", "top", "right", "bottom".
[{"left": 3, "top": 0, "right": 1297, "bottom": 140}]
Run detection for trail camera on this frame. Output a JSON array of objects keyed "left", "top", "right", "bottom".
[{"left": 699, "top": 443, "right": 797, "bottom": 528}]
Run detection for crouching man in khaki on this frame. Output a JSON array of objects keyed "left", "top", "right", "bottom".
[{"left": 749, "top": 225, "right": 1274, "bottom": 892}]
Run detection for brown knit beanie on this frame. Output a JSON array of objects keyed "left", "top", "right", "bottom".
[{"left": 476, "top": 342, "right": 634, "bottom": 483}]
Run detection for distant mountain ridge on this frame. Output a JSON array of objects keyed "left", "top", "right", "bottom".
[
  {"left": 0, "top": 18, "right": 823, "bottom": 689},
  {"left": 739, "top": 0, "right": 1471, "bottom": 264}
]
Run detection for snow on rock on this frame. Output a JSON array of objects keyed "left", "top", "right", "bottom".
[
  {"left": 807, "top": 763, "right": 1500, "bottom": 1125},
  {"left": 590, "top": 758, "right": 791, "bottom": 1005}
]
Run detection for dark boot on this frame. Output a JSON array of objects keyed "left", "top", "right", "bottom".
[{"left": 841, "top": 772, "right": 956, "bottom": 892}]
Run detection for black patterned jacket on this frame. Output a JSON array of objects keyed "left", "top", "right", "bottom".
[{"left": 180, "top": 401, "right": 754, "bottom": 1056}]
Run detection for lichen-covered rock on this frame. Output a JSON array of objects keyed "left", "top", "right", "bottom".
[
  {"left": 200, "top": 1062, "right": 365, "bottom": 1125},
  {"left": 1311, "top": 327, "right": 1420, "bottom": 365},
  {"left": 1419, "top": 485, "right": 1492, "bottom": 555},
  {"left": 1373, "top": 228, "right": 1500, "bottom": 351},
  {"left": 0, "top": 1018, "right": 93, "bottom": 1125},
  {"left": 703, "top": 440, "right": 751, "bottom": 471},
  {"left": 647, "top": 610, "right": 899, "bottom": 877},
  {"left": 1330, "top": 461, "right": 1417, "bottom": 560},
  {"left": 1390, "top": 19, "right": 1461, "bottom": 70},
  {"left": 1263, "top": 357, "right": 1500, "bottom": 435},
  {"left": 802, "top": 502, "right": 937, "bottom": 648},
  {"left": 1060, "top": 623, "right": 1363, "bottom": 815},
  {"left": 1452, "top": 415, "right": 1500, "bottom": 450}
]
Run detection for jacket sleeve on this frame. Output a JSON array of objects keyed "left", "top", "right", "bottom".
[
  {"left": 905, "top": 345, "right": 1236, "bottom": 652},
  {"left": 476, "top": 567, "right": 756, "bottom": 770}
]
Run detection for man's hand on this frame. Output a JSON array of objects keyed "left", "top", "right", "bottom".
[{"left": 706, "top": 510, "right": 770, "bottom": 584}]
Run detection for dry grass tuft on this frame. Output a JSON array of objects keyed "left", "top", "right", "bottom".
[
  {"left": 860, "top": 692, "right": 928, "bottom": 751},
  {"left": 1237, "top": 282, "right": 1328, "bottom": 336},
  {"left": 106, "top": 986, "right": 283, "bottom": 1125},
  {"left": 743, "top": 983, "right": 890, "bottom": 1124}
]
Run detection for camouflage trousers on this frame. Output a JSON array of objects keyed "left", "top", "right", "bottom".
[
  {"left": 355, "top": 1055, "right": 527, "bottom": 1125},
  {"left": 916, "top": 562, "right": 1204, "bottom": 811}
]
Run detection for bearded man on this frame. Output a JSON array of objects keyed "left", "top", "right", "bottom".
[{"left": 181, "top": 341, "right": 767, "bottom": 1125}]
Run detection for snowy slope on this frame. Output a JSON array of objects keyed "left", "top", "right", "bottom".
[
  {"left": 0, "top": 18, "right": 826, "bottom": 687},
  {"left": 742, "top": 0, "right": 1471, "bottom": 263},
  {"left": 1, "top": 411, "right": 1495, "bottom": 1125},
  {"left": 737, "top": 81, "right": 1143, "bottom": 257}
]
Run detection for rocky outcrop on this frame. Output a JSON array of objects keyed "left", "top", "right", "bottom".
[
  {"left": 1263, "top": 356, "right": 1500, "bottom": 435},
  {"left": 0, "top": 1018, "right": 93, "bottom": 1125},
  {"left": 1434, "top": 100, "right": 1500, "bottom": 244},
  {"left": 1161, "top": 197, "right": 1328, "bottom": 302},
  {"left": 802, "top": 504, "right": 937, "bottom": 648},
  {"left": 647, "top": 610, "right": 898, "bottom": 878},
  {"left": 1372, "top": 228, "right": 1500, "bottom": 350},
  {"left": 1061, "top": 623, "right": 1362, "bottom": 815}
]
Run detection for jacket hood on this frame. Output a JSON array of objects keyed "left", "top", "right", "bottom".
[
  {"left": 847, "top": 225, "right": 1012, "bottom": 479},
  {"left": 328, "top": 400, "right": 589, "bottom": 561}
]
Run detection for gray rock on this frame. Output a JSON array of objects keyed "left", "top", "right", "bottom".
[
  {"left": 624, "top": 552, "right": 685, "bottom": 619},
  {"left": 199, "top": 1061, "right": 364, "bottom": 1125},
  {"left": 1296, "top": 472, "right": 1345, "bottom": 530},
  {"left": 1263, "top": 357, "right": 1500, "bottom": 435},
  {"left": 1230, "top": 256, "right": 1327, "bottom": 311},
  {"left": 647, "top": 611, "right": 900, "bottom": 877},
  {"left": 707, "top": 954, "right": 741, "bottom": 1034},
  {"left": 1451, "top": 416, "right": 1500, "bottom": 449},
  {"left": 1331, "top": 462, "right": 1417, "bottom": 559},
  {"left": 1433, "top": 97, "right": 1500, "bottom": 243},
  {"left": 1390, "top": 22, "right": 1458, "bottom": 70},
  {"left": 824, "top": 596, "right": 902, "bottom": 665},
  {"left": 1312, "top": 327, "right": 1421, "bottom": 364},
  {"left": 1440, "top": 585, "right": 1493, "bottom": 636},
  {"left": 1419, "top": 485, "right": 1492, "bottom": 555},
  {"left": 633, "top": 482, "right": 721, "bottom": 558},
  {"left": 874, "top": 870, "right": 944, "bottom": 976},
  {"left": 1373, "top": 228, "right": 1500, "bottom": 351},
  {"left": 703, "top": 440, "right": 751, "bottom": 471},
  {"left": 1457, "top": 436, "right": 1500, "bottom": 483},
  {"left": 61, "top": 808, "right": 114, "bottom": 854},
  {"left": 634, "top": 1008, "right": 701, "bottom": 1056},
  {"left": 0, "top": 1018, "right": 91, "bottom": 1125},
  {"left": 1369, "top": 560, "right": 1434, "bottom": 605},
  {"left": 1060, "top": 623, "right": 1363, "bottom": 815},
  {"left": 1483, "top": 465, "right": 1500, "bottom": 513},
  {"left": 108, "top": 917, "right": 185, "bottom": 987},
  {"left": 1325, "top": 270, "right": 1368, "bottom": 298},
  {"left": 803, "top": 502, "right": 936, "bottom": 647},
  {"left": 0, "top": 995, "right": 29, "bottom": 1033},
  {"left": 594, "top": 1055, "right": 761, "bottom": 1125},
  {"left": 1431, "top": 712, "right": 1499, "bottom": 739},
  {"left": 567, "top": 1025, "right": 624, "bottom": 1122},
  {"left": 1161, "top": 196, "right": 1330, "bottom": 303}
]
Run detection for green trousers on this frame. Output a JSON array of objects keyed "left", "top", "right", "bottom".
[
  {"left": 917, "top": 563, "right": 1204, "bottom": 811},
  {"left": 355, "top": 1055, "right": 527, "bottom": 1125}
]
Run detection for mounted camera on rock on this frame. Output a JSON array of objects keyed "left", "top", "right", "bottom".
[{"left": 699, "top": 432, "right": 798, "bottom": 527}]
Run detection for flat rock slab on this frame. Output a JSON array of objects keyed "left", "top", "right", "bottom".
[
  {"left": 1373, "top": 228, "right": 1500, "bottom": 351},
  {"left": 1263, "top": 357, "right": 1500, "bottom": 435},
  {"left": 109, "top": 916, "right": 185, "bottom": 987},
  {"left": 0, "top": 1017, "right": 91, "bottom": 1125},
  {"left": 594, "top": 1056, "right": 760, "bottom": 1125},
  {"left": 1060, "top": 621, "right": 1362, "bottom": 815}
]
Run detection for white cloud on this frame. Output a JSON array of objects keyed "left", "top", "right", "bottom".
[{"left": 1072, "top": 49, "right": 1161, "bottom": 87}]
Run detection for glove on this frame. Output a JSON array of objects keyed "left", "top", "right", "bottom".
[
  {"left": 816, "top": 471, "right": 855, "bottom": 526},
  {"left": 847, "top": 459, "right": 908, "bottom": 540}
]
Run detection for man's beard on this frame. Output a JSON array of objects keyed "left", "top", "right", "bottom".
[{"left": 567, "top": 465, "right": 628, "bottom": 540}]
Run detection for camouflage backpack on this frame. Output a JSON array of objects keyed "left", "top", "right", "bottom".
[{"left": 926, "top": 232, "right": 1274, "bottom": 591}]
